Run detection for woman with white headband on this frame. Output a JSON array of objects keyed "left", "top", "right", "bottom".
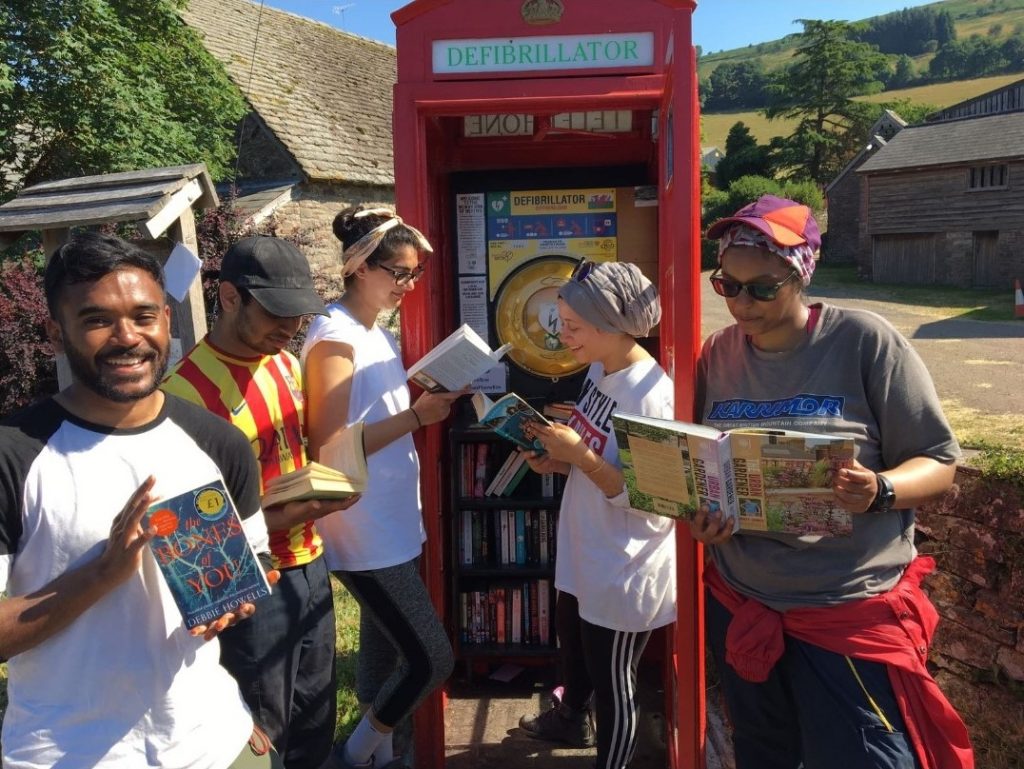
[{"left": 301, "top": 205, "right": 461, "bottom": 769}]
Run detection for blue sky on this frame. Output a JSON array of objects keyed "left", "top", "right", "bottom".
[{"left": 261, "top": 1, "right": 937, "bottom": 51}]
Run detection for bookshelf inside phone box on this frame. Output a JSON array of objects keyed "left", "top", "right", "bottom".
[
  {"left": 445, "top": 178, "right": 661, "bottom": 678},
  {"left": 393, "top": 0, "right": 702, "bottom": 764}
]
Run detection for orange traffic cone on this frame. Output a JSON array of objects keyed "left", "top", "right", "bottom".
[{"left": 1016, "top": 278, "right": 1024, "bottom": 319}]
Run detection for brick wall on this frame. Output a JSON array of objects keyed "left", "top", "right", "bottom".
[{"left": 916, "top": 467, "right": 1024, "bottom": 767}]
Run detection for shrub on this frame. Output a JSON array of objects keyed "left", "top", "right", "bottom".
[
  {"left": 725, "top": 175, "right": 784, "bottom": 213},
  {"left": 779, "top": 180, "right": 824, "bottom": 211},
  {"left": 699, "top": 176, "right": 826, "bottom": 272},
  {"left": 0, "top": 258, "right": 57, "bottom": 417},
  {"left": 969, "top": 446, "right": 1024, "bottom": 489}
]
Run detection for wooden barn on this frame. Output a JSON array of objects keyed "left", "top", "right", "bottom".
[
  {"left": 823, "top": 109, "right": 905, "bottom": 265},
  {"left": 855, "top": 79, "right": 1024, "bottom": 288}
]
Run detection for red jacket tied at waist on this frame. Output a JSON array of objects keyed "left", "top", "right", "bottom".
[{"left": 705, "top": 556, "right": 973, "bottom": 769}]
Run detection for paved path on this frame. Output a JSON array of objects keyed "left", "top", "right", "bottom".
[{"left": 699, "top": 273, "right": 1024, "bottom": 421}]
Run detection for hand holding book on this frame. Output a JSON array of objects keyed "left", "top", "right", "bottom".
[
  {"left": 410, "top": 388, "right": 470, "bottom": 429},
  {"left": 261, "top": 423, "right": 367, "bottom": 511},
  {"left": 690, "top": 501, "right": 737, "bottom": 546},
  {"left": 612, "top": 413, "right": 856, "bottom": 538},
  {"left": 470, "top": 391, "right": 549, "bottom": 452},
  {"left": 407, "top": 323, "right": 511, "bottom": 393},
  {"left": 143, "top": 477, "right": 275, "bottom": 638},
  {"left": 522, "top": 420, "right": 587, "bottom": 464},
  {"left": 191, "top": 567, "right": 281, "bottom": 641}
]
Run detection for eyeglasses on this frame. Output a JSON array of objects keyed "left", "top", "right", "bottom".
[
  {"left": 709, "top": 270, "right": 800, "bottom": 302},
  {"left": 374, "top": 263, "right": 424, "bottom": 286},
  {"left": 570, "top": 259, "right": 596, "bottom": 282}
]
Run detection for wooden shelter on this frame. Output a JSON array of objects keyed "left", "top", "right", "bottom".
[{"left": 0, "top": 164, "right": 219, "bottom": 383}]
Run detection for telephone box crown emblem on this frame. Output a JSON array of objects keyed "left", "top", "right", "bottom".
[{"left": 521, "top": 0, "right": 564, "bottom": 25}]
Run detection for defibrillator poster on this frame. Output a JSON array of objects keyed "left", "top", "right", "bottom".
[{"left": 485, "top": 188, "right": 618, "bottom": 297}]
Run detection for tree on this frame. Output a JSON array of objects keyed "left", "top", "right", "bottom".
[
  {"left": 881, "top": 99, "right": 938, "bottom": 127},
  {"left": 713, "top": 122, "right": 772, "bottom": 190},
  {"left": 764, "top": 20, "right": 888, "bottom": 185},
  {"left": 0, "top": 0, "right": 247, "bottom": 199},
  {"left": 705, "top": 60, "right": 769, "bottom": 111},
  {"left": 890, "top": 55, "right": 916, "bottom": 89}
]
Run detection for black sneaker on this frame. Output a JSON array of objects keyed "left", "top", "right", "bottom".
[{"left": 519, "top": 701, "right": 596, "bottom": 748}]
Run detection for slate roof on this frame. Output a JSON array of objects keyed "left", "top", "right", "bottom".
[
  {"left": 858, "top": 111, "right": 1024, "bottom": 174},
  {"left": 182, "top": 0, "right": 396, "bottom": 186}
]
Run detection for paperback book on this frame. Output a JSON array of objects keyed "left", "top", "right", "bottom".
[
  {"left": 407, "top": 323, "right": 512, "bottom": 393},
  {"left": 471, "top": 391, "right": 550, "bottom": 452},
  {"left": 261, "top": 422, "right": 367, "bottom": 508},
  {"left": 612, "top": 413, "right": 856, "bottom": 537},
  {"left": 145, "top": 478, "right": 271, "bottom": 630}
]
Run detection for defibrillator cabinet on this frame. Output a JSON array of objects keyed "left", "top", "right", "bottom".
[{"left": 390, "top": 2, "right": 703, "bottom": 767}]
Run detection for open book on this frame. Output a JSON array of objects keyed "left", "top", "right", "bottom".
[
  {"left": 471, "top": 391, "right": 550, "bottom": 452},
  {"left": 407, "top": 324, "right": 512, "bottom": 393},
  {"left": 261, "top": 422, "right": 367, "bottom": 508},
  {"left": 612, "top": 413, "right": 856, "bottom": 537},
  {"left": 145, "top": 478, "right": 271, "bottom": 630}
]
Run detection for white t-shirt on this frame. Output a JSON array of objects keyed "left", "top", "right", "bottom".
[
  {"left": 301, "top": 304, "right": 425, "bottom": 571},
  {"left": 555, "top": 359, "right": 677, "bottom": 632},
  {"left": 0, "top": 397, "right": 260, "bottom": 769}
]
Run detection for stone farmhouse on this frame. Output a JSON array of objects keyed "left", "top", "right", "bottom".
[{"left": 182, "top": 0, "right": 397, "bottom": 267}]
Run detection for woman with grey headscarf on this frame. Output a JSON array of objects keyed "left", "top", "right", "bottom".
[{"left": 518, "top": 260, "right": 676, "bottom": 769}]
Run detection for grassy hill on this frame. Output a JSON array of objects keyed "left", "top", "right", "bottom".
[
  {"left": 701, "top": 72, "right": 1024, "bottom": 150},
  {"left": 699, "top": 0, "right": 1024, "bottom": 77},
  {"left": 699, "top": 0, "right": 1024, "bottom": 151}
]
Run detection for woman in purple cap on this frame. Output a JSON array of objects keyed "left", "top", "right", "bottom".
[{"left": 694, "top": 195, "right": 973, "bottom": 769}]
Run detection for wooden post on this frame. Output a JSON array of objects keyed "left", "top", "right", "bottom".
[
  {"left": 41, "top": 227, "right": 74, "bottom": 389},
  {"left": 165, "top": 213, "right": 209, "bottom": 359}
]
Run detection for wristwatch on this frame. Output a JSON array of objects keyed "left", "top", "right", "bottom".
[{"left": 869, "top": 473, "right": 896, "bottom": 513}]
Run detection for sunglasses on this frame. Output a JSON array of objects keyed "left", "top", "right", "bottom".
[
  {"left": 709, "top": 269, "right": 800, "bottom": 302},
  {"left": 570, "top": 259, "right": 596, "bottom": 282},
  {"left": 374, "top": 263, "right": 425, "bottom": 286}
]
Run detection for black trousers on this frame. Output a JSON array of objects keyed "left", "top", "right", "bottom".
[{"left": 556, "top": 591, "right": 652, "bottom": 769}]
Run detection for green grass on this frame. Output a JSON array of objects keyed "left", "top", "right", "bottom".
[
  {"left": 810, "top": 265, "right": 1024, "bottom": 454},
  {"left": 331, "top": 575, "right": 363, "bottom": 741},
  {"left": 701, "top": 72, "right": 1024, "bottom": 150},
  {"left": 698, "top": 0, "right": 1024, "bottom": 77},
  {"left": 0, "top": 662, "right": 6, "bottom": 745},
  {"left": 855, "top": 72, "right": 1024, "bottom": 107},
  {"left": 701, "top": 110, "right": 797, "bottom": 150},
  {"left": 811, "top": 265, "right": 1014, "bottom": 321}
]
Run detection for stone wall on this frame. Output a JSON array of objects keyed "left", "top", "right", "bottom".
[
  {"left": 268, "top": 181, "right": 395, "bottom": 270},
  {"left": 916, "top": 467, "right": 1024, "bottom": 768}
]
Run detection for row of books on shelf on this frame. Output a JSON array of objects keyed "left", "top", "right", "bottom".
[
  {"left": 457, "top": 443, "right": 563, "bottom": 499},
  {"left": 459, "top": 507, "right": 557, "bottom": 568},
  {"left": 459, "top": 579, "right": 553, "bottom": 646}
]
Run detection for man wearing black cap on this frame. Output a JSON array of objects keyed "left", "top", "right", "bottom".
[{"left": 163, "top": 236, "right": 355, "bottom": 769}]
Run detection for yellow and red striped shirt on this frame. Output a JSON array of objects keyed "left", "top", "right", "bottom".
[{"left": 162, "top": 338, "right": 323, "bottom": 569}]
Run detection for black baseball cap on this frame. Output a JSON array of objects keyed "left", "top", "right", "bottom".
[{"left": 220, "top": 236, "right": 327, "bottom": 317}]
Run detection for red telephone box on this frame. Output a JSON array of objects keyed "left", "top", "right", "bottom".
[{"left": 391, "top": 2, "right": 702, "bottom": 767}]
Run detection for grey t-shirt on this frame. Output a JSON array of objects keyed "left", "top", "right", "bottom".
[{"left": 697, "top": 304, "right": 959, "bottom": 611}]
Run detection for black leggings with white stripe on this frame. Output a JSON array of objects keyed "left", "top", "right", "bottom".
[{"left": 557, "top": 591, "right": 652, "bottom": 769}]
